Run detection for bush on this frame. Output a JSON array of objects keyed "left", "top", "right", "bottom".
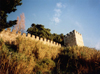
[
  {"left": 34, "top": 58, "right": 55, "bottom": 73},
  {"left": 0, "top": 37, "right": 61, "bottom": 73},
  {"left": 54, "top": 46, "right": 100, "bottom": 74}
]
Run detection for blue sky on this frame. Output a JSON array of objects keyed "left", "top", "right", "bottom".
[{"left": 7, "top": 0, "right": 100, "bottom": 49}]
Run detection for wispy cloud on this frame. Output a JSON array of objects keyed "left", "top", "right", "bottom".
[
  {"left": 54, "top": 9, "right": 61, "bottom": 17},
  {"left": 53, "top": 17, "right": 60, "bottom": 24},
  {"left": 53, "top": 9, "right": 61, "bottom": 24},
  {"left": 51, "top": 2, "right": 66, "bottom": 25},
  {"left": 56, "top": 2, "right": 66, "bottom": 8},
  {"left": 57, "top": 2, "right": 62, "bottom": 8}
]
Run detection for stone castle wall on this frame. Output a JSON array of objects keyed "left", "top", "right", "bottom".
[
  {"left": 64, "top": 30, "right": 84, "bottom": 46},
  {"left": 0, "top": 28, "right": 61, "bottom": 47},
  {"left": 0, "top": 28, "right": 84, "bottom": 47}
]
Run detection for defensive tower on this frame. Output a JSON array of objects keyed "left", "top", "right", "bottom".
[{"left": 64, "top": 30, "right": 84, "bottom": 46}]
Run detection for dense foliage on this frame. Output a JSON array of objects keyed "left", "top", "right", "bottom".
[
  {"left": 53, "top": 46, "right": 100, "bottom": 74},
  {"left": 0, "top": 37, "right": 61, "bottom": 74},
  {"left": 0, "top": 0, "right": 22, "bottom": 31},
  {"left": 27, "top": 23, "right": 64, "bottom": 45},
  {"left": 0, "top": 37, "right": 100, "bottom": 74},
  {"left": 27, "top": 23, "right": 51, "bottom": 39}
]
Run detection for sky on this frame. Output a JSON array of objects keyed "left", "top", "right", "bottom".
[{"left": 7, "top": 0, "right": 100, "bottom": 50}]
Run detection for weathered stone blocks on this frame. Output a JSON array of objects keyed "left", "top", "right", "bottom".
[{"left": 64, "top": 30, "right": 84, "bottom": 47}]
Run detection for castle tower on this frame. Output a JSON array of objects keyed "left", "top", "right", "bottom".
[{"left": 64, "top": 30, "right": 84, "bottom": 46}]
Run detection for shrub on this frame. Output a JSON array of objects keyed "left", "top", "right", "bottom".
[
  {"left": 34, "top": 58, "right": 55, "bottom": 73},
  {"left": 0, "top": 36, "right": 61, "bottom": 73}
]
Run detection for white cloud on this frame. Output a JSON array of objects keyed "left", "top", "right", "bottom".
[
  {"left": 51, "top": 2, "right": 66, "bottom": 25},
  {"left": 95, "top": 40, "right": 100, "bottom": 50},
  {"left": 52, "top": 9, "right": 61, "bottom": 25},
  {"left": 53, "top": 17, "right": 60, "bottom": 24},
  {"left": 54, "top": 9, "right": 61, "bottom": 13},
  {"left": 54, "top": 9, "right": 61, "bottom": 17},
  {"left": 56, "top": 2, "right": 66, "bottom": 8},
  {"left": 57, "top": 2, "right": 62, "bottom": 8}
]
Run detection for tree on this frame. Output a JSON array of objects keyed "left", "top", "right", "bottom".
[
  {"left": 51, "top": 33, "right": 64, "bottom": 44},
  {"left": 13, "top": 13, "right": 25, "bottom": 33},
  {"left": 27, "top": 23, "right": 64, "bottom": 45},
  {"left": 27, "top": 23, "right": 51, "bottom": 39},
  {"left": 0, "top": 0, "right": 22, "bottom": 31}
]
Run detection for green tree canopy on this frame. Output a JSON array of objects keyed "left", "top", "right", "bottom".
[
  {"left": 27, "top": 23, "right": 64, "bottom": 45},
  {"left": 27, "top": 23, "right": 52, "bottom": 39},
  {"left": 51, "top": 33, "right": 64, "bottom": 45},
  {"left": 0, "top": 0, "right": 22, "bottom": 31}
]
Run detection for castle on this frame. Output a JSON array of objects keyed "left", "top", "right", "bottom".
[
  {"left": 64, "top": 30, "right": 84, "bottom": 47},
  {"left": 0, "top": 28, "right": 84, "bottom": 47}
]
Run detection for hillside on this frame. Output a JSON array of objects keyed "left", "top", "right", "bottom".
[{"left": 0, "top": 37, "right": 100, "bottom": 74}]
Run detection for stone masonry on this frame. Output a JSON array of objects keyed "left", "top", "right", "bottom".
[
  {"left": 0, "top": 28, "right": 84, "bottom": 47},
  {"left": 0, "top": 28, "right": 61, "bottom": 47},
  {"left": 64, "top": 30, "right": 84, "bottom": 47}
]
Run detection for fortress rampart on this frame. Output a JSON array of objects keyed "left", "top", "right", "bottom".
[
  {"left": 0, "top": 28, "right": 84, "bottom": 47},
  {"left": 64, "top": 30, "right": 84, "bottom": 46},
  {"left": 0, "top": 28, "right": 61, "bottom": 47}
]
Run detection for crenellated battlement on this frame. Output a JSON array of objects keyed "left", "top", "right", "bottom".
[
  {"left": 65, "top": 30, "right": 82, "bottom": 37},
  {"left": 0, "top": 28, "right": 61, "bottom": 47},
  {"left": 64, "top": 30, "right": 84, "bottom": 47},
  {"left": 0, "top": 28, "right": 84, "bottom": 47}
]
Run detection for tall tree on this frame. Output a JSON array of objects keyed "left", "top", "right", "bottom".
[
  {"left": 0, "top": 0, "right": 22, "bottom": 31},
  {"left": 13, "top": 13, "right": 25, "bottom": 33}
]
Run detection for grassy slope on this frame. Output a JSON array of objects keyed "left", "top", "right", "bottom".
[{"left": 0, "top": 37, "right": 100, "bottom": 74}]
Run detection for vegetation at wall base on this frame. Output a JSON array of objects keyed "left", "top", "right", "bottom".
[
  {"left": 0, "top": 37, "right": 100, "bottom": 74},
  {"left": 0, "top": 37, "right": 61, "bottom": 74}
]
